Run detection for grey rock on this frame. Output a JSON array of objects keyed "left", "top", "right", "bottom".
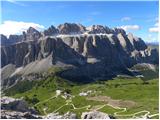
[
  {"left": 43, "top": 25, "right": 59, "bottom": 36},
  {"left": 44, "top": 112, "right": 77, "bottom": 119},
  {"left": 58, "top": 23, "right": 86, "bottom": 34},
  {"left": 25, "top": 27, "right": 42, "bottom": 41},
  {"left": 81, "top": 111, "right": 113, "bottom": 119},
  {"left": 1, "top": 96, "right": 40, "bottom": 119},
  {"left": 113, "top": 28, "right": 126, "bottom": 35},
  {"left": 8, "top": 35, "right": 23, "bottom": 44},
  {"left": 1, "top": 110, "right": 42, "bottom": 119},
  {"left": 0, "top": 34, "right": 23, "bottom": 46},
  {"left": 87, "top": 25, "right": 109, "bottom": 34},
  {"left": 1, "top": 96, "right": 36, "bottom": 113},
  {"left": 1, "top": 34, "right": 9, "bottom": 46}
]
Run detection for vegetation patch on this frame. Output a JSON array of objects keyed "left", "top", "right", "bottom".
[{"left": 3, "top": 67, "right": 159, "bottom": 119}]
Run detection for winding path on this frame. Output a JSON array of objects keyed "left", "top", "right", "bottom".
[{"left": 34, "top": 94, "right": 159, "bottom": 119}]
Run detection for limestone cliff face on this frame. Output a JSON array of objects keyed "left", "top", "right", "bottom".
[
  {"left": 1, "top": 23, "right": 159, "bottom": 87},
  {"left": 1, "top": 37, "right": 85, "bottom": 68}
]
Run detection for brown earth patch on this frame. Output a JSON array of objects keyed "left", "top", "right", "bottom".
[{"left": 87, "top": 96, "right": 136, "bottom": 108}]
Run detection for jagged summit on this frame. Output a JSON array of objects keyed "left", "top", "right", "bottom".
[
  {"left": 58, "top": 23, "right": 86, "bottom": 34},
  {"left": 0, "top": 23, "right": 137, "bottom": 46},
  {"left": 43, "top": 25, "right": 59, "bottom": 36}
]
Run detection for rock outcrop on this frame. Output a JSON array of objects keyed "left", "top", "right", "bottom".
[
  {"left": 1, "top": 96, "right": 37, "bottom": 113},
  {"left": 44, "top": 112, "right": 77, "bottom": 119},
  {"left": 1, "top": 96, "right": 40, "bottom": 119},
  {"left": 81, "top": 111, "right": 115, "bottom": 119},
  {"left": 1, "top": 110, "right": 42, "bottom": 119}
]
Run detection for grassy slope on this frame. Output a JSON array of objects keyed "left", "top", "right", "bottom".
[{"left": 4, "top": 67, "right": 159, "bottom": 119}]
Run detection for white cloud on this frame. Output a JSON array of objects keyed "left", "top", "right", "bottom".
[
  {"left": 0, "top": 21, "right": 45, "bottom": 37},
  {"left": 118, "top": 25, "right": 140, "bottom": 31},
  {"left": 149, "top": 27, "right": 159, "bottom": 33},
  {"left": 149, "top": 21, "right": 159, "bottom": 33},
  {"left": 121, "top": 17, "right": 131, "bottom": 22}
]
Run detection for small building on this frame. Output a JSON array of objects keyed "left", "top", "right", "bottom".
[
  {"left": 62, "top": 92, "right": 72, "bottom": 99},
  {"left": 79, "top": 92, "right": 88, "bottom": 96},
  {"left": 56, "top": 90, "right": 62, "bottom": 96}
]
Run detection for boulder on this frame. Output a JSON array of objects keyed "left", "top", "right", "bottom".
[{"left": 81, "top": 111, "right": 114, "bottom": 119}]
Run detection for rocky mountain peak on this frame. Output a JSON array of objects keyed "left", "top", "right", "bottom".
[
  {"left": 58, "top": 23, "right": 86, "bottom": 34},
  {"left": 127, "top": 32, "right": 134, "bottom": 38},
  {"left": 87, "top": 25, "right": 108, "bottom": 34},
  {"left": 22, "top": 27, "right": 42, "bottom": 41},
  {"left": 43, "top": 25, "right": 59, "bottom": 36},
  {"left": 113, "top": 28, "right": 126, "bottom": 35},
  {"left": 27, "top": 27, "right": 39, "bottom": 34}
]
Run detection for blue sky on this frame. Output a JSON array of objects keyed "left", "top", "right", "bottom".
[{"left": 1, "top": 1, "right": 159, "bottom": 43}]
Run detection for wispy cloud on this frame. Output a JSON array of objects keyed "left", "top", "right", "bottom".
[
  {"left": 6, "top": 0, "right": 27, "bottom": 6},
  {"left": 121, "top": 17, "right": 131, "bottom": 22},
  {"left": 0, "top": 21, "right": 45, "bottom": 37},
  {"left": 118, "top": 25, "right": 140, "bottom": 31}
]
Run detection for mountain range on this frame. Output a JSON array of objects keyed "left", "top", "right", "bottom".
[{"left": 1, "top": 23, "right": 159, "bottom": 89}]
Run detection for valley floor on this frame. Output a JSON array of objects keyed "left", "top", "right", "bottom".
[
  {"left": 2, "top": 65, "right": 159, "bottom": 119},
  {"left": 4, "top": 75, "right": 159, "bottom": 119}
]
